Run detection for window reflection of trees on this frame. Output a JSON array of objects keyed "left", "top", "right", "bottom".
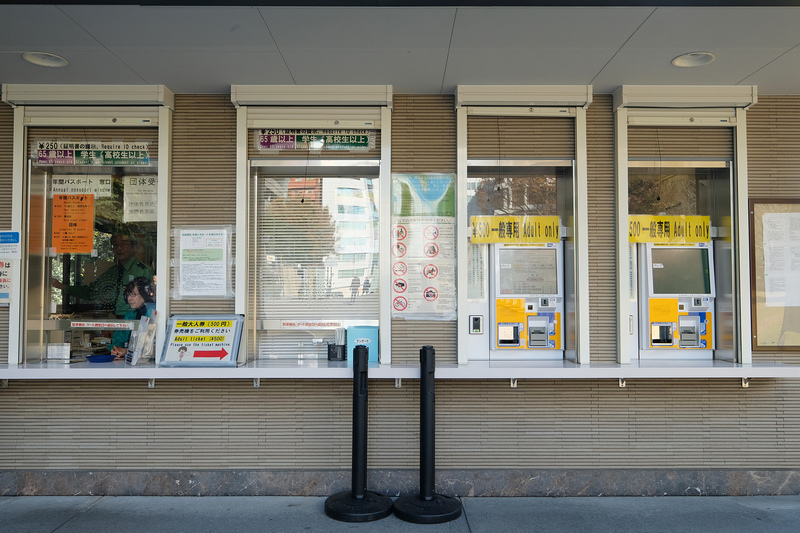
[
  {"left": 470, "top": 174, "right": 558, "bottom": 217},
  {"left": 629, "top": 171, "right": 698, "bottom": 216}
]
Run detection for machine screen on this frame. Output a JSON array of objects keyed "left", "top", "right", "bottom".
[
  {"left": 498, "top": 248, "right": 558, "bottom": 295},
  {"left": 651, "top": 247, "right": 711, "bottom": 295}
]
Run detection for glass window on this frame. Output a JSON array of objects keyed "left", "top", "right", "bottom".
[
  {"left": 628, "top": 162, "right": 734, "bottom": 357},
  {"left": 250, "top": 164, "right": 379, "bottom": 360},
  {"left": 25, "top": 163, "right": 158, "bottom": 362}
]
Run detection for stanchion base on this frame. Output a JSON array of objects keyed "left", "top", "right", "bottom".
[
  {"left": 392, "top": 493, "right": 462, "bottom": 524},
  {"left": 324, "top": 490, "right": 393, "bottom": 523}
]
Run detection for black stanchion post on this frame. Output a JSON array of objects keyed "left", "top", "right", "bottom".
[
  {"left": 324, "top": 345, "right": 392, "bottom": 522},
  {"left": 393, "top": 345, "right": 462, "bottom": 524}
]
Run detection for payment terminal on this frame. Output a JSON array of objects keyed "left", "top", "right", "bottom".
[
  {"left": 637, "top": 242, "right": 715, "bottom": 358},
  {"left": 490, "top": 242, "right": 565, "bottom": 360}
]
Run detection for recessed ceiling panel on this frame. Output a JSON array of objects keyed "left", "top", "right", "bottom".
[
  {"left": 444, "top": 49, "right": 614, "bottom": 89},
  {"left": 59, "top": 5, "right": 278, "bottom": 51},
  {"left": 282, "top": 50, "right": 448, "bottom": 93},
  {"left": 263, "top": 7, "right": 455, "bottom": 50},
  {"left": 738, "top": 46, "right": 800, "bottom": 94},
  {"left": 117, "top": 51, "right": 294, "bottom": 93},
  {"left": 0, "top": 5, "right": 103, "bottom": 51},
  {"left": 0, "top": 50, "right": 147, "bottom": 86},
  {"left": 592, "top": 49, "right": 785, "bottom": 93},
  {"left": 451, "top": 7, "right": 653, "bottom": 49},
  {"left": 624, "top": 7, "right": 800, "bottom": 49}
]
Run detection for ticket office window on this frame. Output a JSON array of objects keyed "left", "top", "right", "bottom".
[
  {"left": 628, "top": 162, "right": 733, "bottom": 360},
  {"left": 465, "top": 162, "right": 576, "bottom": 360},
  {"left": 249, "top": 161, "right": 380, "bottom": 360},
  {"left": 25, "top": 158, "right": 159, "bottom": 362}
]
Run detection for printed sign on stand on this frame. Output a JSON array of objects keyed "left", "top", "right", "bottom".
[{"left": 159, "top": 314, "right": 244, "bottom": 367}]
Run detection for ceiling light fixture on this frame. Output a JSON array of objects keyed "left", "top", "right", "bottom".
[
  {"left": 22, "top": 51, "right": 68, "bottom": 68},
  {"left": 671, "top": 51, "right": 716, "bottom": 68}
]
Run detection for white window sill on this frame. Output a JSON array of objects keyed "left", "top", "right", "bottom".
[{"left": 1, "top": 358, "right": 799, "bottom": 382}]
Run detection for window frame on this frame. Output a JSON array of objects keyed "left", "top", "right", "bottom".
[{"left": 6, "top": 86, "right": 173, "bottom": 365}]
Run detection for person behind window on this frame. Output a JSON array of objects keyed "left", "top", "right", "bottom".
[
  {"left": 110, "top": 277, "right": 156, "bottom": 358},
  {"left": 53, "top": 229, "right": 154, "bottom": 318},
  {"left": 350, "top": 275, "right": 360, "bottom": 302}
]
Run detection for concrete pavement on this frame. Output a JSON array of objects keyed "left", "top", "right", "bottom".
[{"left": 1, "top": 495, "right": 799, "bottom": 532}]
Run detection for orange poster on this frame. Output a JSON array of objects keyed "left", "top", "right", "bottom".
[{"left": 52, "top": 194, "right": 94, "bottom": 254}]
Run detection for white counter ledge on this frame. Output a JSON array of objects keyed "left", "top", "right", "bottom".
[{"left": 1, "top": 358, "right": 799, "bottom": 383}]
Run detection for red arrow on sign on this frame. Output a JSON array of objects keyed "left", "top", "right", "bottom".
[{"left": 193, "top": 348, "right": 228, "bottom": 359}]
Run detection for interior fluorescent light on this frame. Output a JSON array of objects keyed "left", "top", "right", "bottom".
[
  {"left": 671, "top": 52, "right": 716, "bottom": 68},
  {"left": 22, "top": 51, "right": 68, "bottom": 68}
]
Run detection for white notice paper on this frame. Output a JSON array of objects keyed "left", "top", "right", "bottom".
[
  {"left": 178, "top": 228, "right": 230, "bottom": 298},
  {"left": 763, "top": 213, "right": 800, "bottom": 307}
]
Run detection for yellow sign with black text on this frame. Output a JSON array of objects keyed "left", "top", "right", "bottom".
[
  {"left": 628, "top": 215, "right": 710, "bottom": 244},
  {"left": 471, "top": 216, "right": 560, "bottom": 244}
]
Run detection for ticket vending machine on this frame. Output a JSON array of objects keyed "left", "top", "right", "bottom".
[
  {"left": 637, "top": 242, "right": 715, "bottom": 358},
  {"left": 489, "top": 242, "right": 565, "bottom": 360}
]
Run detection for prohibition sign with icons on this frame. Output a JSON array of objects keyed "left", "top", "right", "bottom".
[
  {"left": 393, "top": 278, "right": 407, "bottom": 293},
  {"left": 393, "top": 261, "right": 408, "bottom": 276},
  {"left": 423, "top": 264, "right": 438, "bottom": 279},
  {"left": 393, "top": 296, "right": 408, "bottom": 311},
  {"left": 393, "top": 242, "right": 407, "bottom": 257},
  {"left": 424, "top": 287, "right": 438, "bottom": 301},
  {"left": 393, "top": 225, "right": 407, "bottom": 240},
  {"left": 424, "top": 242, "right": 439, "bottom": 257},
  {"left": 423, "top": 225, "right": 439, "bottom": 240}
]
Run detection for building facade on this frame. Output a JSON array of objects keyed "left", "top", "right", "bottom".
[{"left": 1, "top": 86, "right": 799, "bottom": 496}]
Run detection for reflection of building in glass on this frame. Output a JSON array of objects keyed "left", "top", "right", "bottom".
[
  {"left": 322, "top": 178, "right": 378, "bottom": 299},
  {"left": 259, "top": 176, "right": 378, "bottom": 302}
]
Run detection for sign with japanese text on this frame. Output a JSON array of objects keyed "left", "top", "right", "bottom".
[
  {"left": 160, "top": 314, "right": 244, "bottom": 367},
  {"left": 36, "top": 141, "right": 150, "bottom": 166},
  {"left": 391, "top": 173, "right": 456, "bottom": 320},
  {"left": 0, "top": 232, "right": 21, "bottom": 259},
  {"left": 70, "top": 321, "right": 133, "bottom": 330},
  {"left": 51, "top": 175, "right": 113, "bottom": 198},
  {"left": 0, "top": 260, "right": 12, "bottom": 305},
  {"left": 51, "top": 194, "right": 94, "bottom": 254},
  {"left": 471, "top": 215, "right": 561, "bottom": 244},
  {"left": 176, "top": 227, "right": 233, "bottom": 298},
  {"left": 124, "top": 175, "right": 158, "bottom": 222},
  {"left": 257, "top": 129, "right": 375, "bottom": 150},
  {"left": 628, "top": 215, "right": 711, "bottom": 243}
]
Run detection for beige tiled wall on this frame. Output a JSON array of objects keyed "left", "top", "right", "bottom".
[{"left": 1, "top": 94, "right": 800, "bottom": 478}]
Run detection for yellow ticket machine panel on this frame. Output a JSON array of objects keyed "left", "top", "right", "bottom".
[
  {"left": 638, "top": 242, "right": 715, "bottom": 358},
  {"left": 491, "top": 243, "right": 564, "bottom": 360}
]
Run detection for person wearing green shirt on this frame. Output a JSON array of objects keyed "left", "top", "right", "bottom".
[{"left": 54, "top": 232, "right": 154, "bottom": 318}]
